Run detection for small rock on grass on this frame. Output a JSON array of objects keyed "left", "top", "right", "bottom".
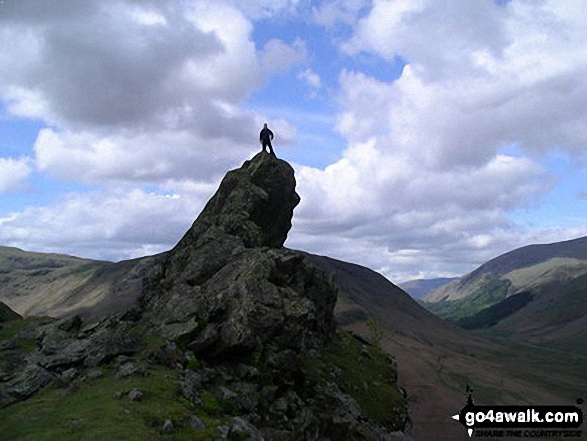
[
  {"left": 127, "top": 388, "right": 143, "bottom": 401},
  {"left": 86, "top": 369, "right": 103, "bottom": 379},
  {"left": 162, "top": 419, "right": 174, "bottom": 434}
]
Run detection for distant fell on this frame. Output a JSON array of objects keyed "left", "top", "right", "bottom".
[
  {"left": 421, "top": 236, "right": 587, "bottom": 347},
  {"left": 398, "top": 277, "right": 456, "bottom": 299}
]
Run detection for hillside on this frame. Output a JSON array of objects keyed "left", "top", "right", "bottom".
[
  {"left": 304, "top": 255, "right": 586, "bottom": 440},
  {"left": 0, "top": 246, "right": 167, "bottom": 320},
  {"left": 421, "top": 237, "right": 587, "bottom": 341},
  {"left": 0, "top": 246, "right": 108, "bottom": 317},
  {"left": 398, "top": 277, "right": 456, "bottom": 299}
]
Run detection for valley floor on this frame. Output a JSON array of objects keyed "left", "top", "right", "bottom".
[{"left": 348, "top": 322, "right": 586, "bottom": 441}]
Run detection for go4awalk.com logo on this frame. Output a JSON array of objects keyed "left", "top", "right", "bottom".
[{"left": 451, "top": 386, "right": 584, "bottom": 438}]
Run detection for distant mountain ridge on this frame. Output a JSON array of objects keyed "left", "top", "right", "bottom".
[
  {"left": 398, "top": 277, "right": 456, "bottom": 299},
  {"left": 421, "top": 236, "right": 587, "bottom": 347},
  {"left": 0, "top": 246, "right": 158, "bottom": 319}
]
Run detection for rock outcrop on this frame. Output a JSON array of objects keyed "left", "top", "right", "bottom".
[
  {"left": 0, "top": 151, "right": 410, "bottom": 439},
  {"left": 140, "top": 153, "right": 335, "bottom": 359},
  {"left": 0, "top": 302, "right": 21, "bottom": 323}
]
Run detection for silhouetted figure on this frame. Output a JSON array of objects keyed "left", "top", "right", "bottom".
[{"left": 260, "top": 123, "right": 275, "bottom": 155}]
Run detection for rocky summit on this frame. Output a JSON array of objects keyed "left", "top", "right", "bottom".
[
  {"left": 140, "top": 152, "right": 336, "bottom": 357},
  {"left": 0, "top": 152, "right": 410, "bottom": 440}
]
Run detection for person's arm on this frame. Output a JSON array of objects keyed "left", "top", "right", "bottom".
[{"left": 269, "top": 129, "right": 274, "bottom": 139}]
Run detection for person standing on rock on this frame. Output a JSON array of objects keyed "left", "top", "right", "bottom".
[{"left": 260, "top": 123, "right": 275, "bottom": 155}]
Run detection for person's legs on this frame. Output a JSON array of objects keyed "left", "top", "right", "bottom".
[{"left": 267, "top": 140, "right": 274, "bottom": 155}]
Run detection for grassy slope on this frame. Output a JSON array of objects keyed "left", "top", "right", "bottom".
[
  {"left": 398, "top": 277, "right": 457, "bottom": 300},
  {"left": 423, "top": 235, "right": 587, "bottom": 304},
  {"left": 0, "top": 366, "right": 207, "bottom": 441},
  {"left": 308, "top": 254, "right": 587, "bottom": 440},
  {"left": 0, "top": 247, "right": 159, "bottom": 321},
  {"left": 423, "top": 279, "right": 510, "bottom": 321},
  {"left": 0, "top": 247, "right": 109, "bottom": 317},
  {"left": 0, "top": 322, "right": 407, "bottom": 440},
  {"left": 422, "top": 257, "right": 587, "bottom": 335}
]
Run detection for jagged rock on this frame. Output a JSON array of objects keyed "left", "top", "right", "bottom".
[
  {"left": 0, "top": 302, "right": 21, "bottom": 322},
  {"left": 0, "top": 152, "right": 410, "bottom": 439},
  {"left": 218, "top": 425, "right": 230, "bottom": 437},
  {"left": 220, "top": 386, "right": 238, "bottom": 400},
  {"left": 234, "top": 363, "right": 259, "bottom": 379},
  {"left": 230, "top": 382, "right": 259, "bottom": 412},
  {"left": 231, "top": 417, "right": 264, "bottom": 440},
  {"left": 145, "top": 249, "right": 337, "bottom": 357},
  {"left": 0, "top": 363, "right": 54, "bottom": 407},
  {"left": 268, "top": 349, "right": 299, "bottom": 373},
  {"left": 141, "top": 153, "right": 337, "bottom": 358},
  {"left": 57, "top": 315, "right": 82, "bottom": 333},
  {"left": 260, "top": 427, "right": 291, "bottom": 440},
  {"left": 181, "top": 367, "right": 217, "bottom": 404},
  {"left": 127, "top": 388, "right": 143, "bottom": 401},
  {"left": 86, "top": 369, "right": 103, "bottom": 379},
  {"left": 0, "top": 340, "right": 15, "bottom": 351},
  {"left": 172, "top": 151, "right": 300, "bottom": 252},
  {"left": 115, "top": 362, "right": 143, "bottom": 378},
  {"left": 60, "top": 367, "right": 78, "bottom": 382},
  {"left": 31, "top": 317, "right": 139, "bottom": 369}
]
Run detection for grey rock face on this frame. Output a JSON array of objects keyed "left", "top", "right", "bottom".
[
  {"left": 0, "top": 364, "right": 54, "bottom": 407},
  {"left": 174, "top": 151, "right": 300, "bottom": 252},
  {"left": 141, "top": 152, "right": 337, "bottom": 358}
]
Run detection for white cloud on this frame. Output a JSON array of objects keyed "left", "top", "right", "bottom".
[
  {"left": 297, "top": 68, "right": 322, "bottom": 97},
  {"left": 0, "top": 157, "right": 32, "bottom": 193},
  {"left": 311, "top": 0, "right": 367, "bottom": 28},
  {"left": 261, "top": 38, "right": 307, "bottom": 73},
  {"left": 0, "top": 187, "right": 214, "bottom": 261},
  {"left": 224, "top": 0, "right": 303, "bottom": 19},
  {"left": 33, "top": 125, "right": 258, "bottom": 185},
  {"left": 288, "top": 0, "right": 587, "bottom": 280},
  {"left": 2, "top": 0, "right": 587, "bottom": 283},
  {"left": 0, "top": 0, "right": 269, "bottom": 185}
]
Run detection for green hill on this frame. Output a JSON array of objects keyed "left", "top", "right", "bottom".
[{"left": 421, "top": 237, "right": 587, "bottom": 349}]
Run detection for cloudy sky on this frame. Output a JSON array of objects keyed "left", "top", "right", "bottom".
[{"left": 1, "top": 0, "right": 587, "bottom": 283}]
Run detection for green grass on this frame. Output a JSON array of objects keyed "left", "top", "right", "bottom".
[
  {"left": 302, "top": 329, "right": 407, "bottom": 431},
  {"left": 0, "top": 365, "right": 228, "bottom": 440},
  {"left": 455, "top": 291, "right": 533, "bottom": 329},
  {"left": 424, "top": 279, "right": 510, "bottom": 321},
  {"left": 0, "top": 317, "right": 41, "bottom": 371},
  {"left": 0, "top": 317, "right": 39, "bottom": 341}
]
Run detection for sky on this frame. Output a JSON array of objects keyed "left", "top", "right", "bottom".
[{"left": 1, "top": 0, "right": 587, "bottom": 283}]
